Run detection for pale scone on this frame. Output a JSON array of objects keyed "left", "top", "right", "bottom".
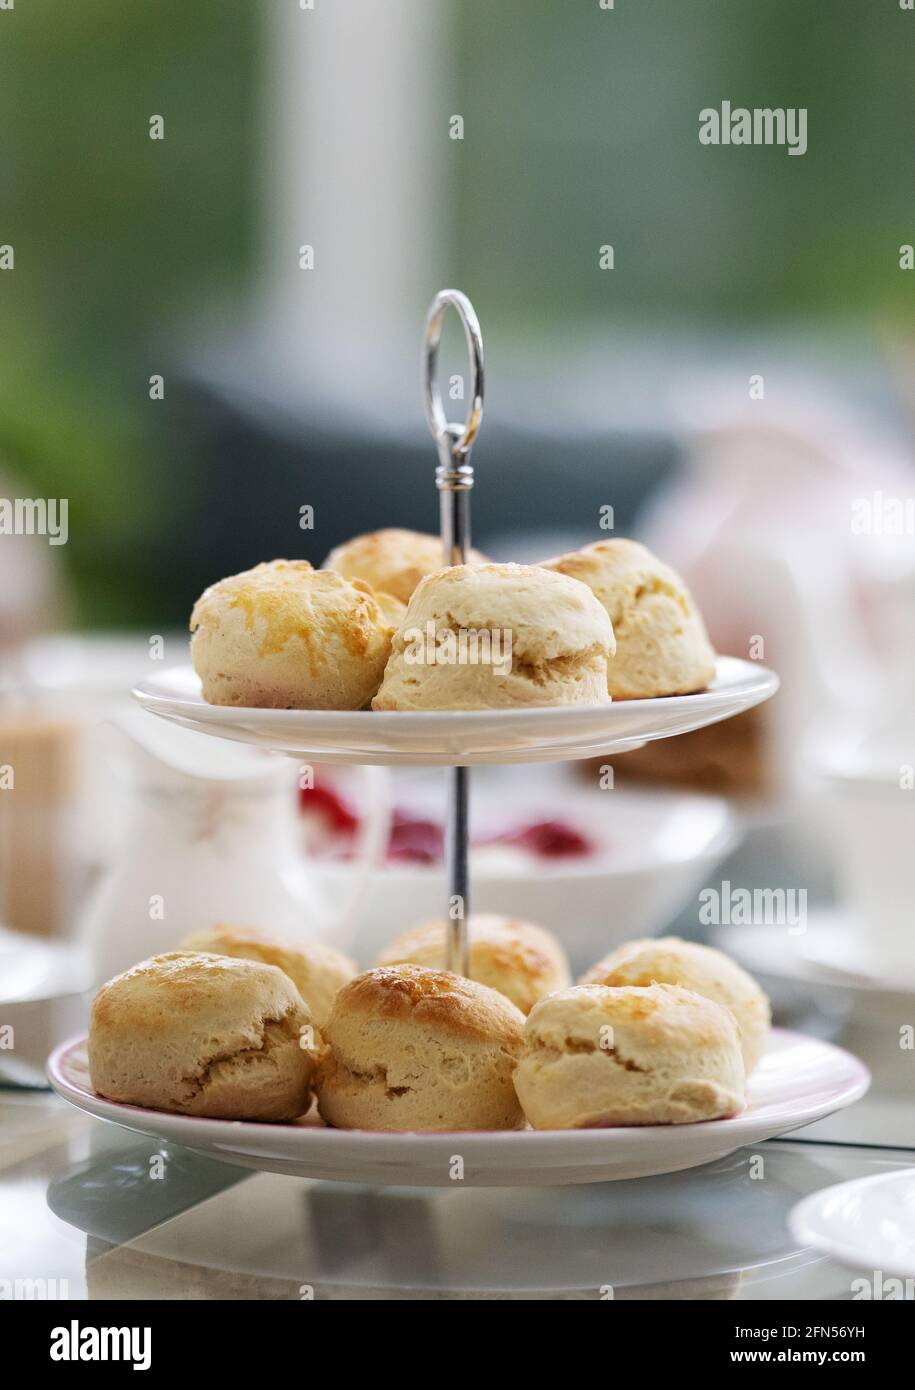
[
  {"left": 190, "top": 559, "right": 398, "bottom": 709},
  {"left": 372, "top": 562, "right": 614, "bottom": 710},
  {"left": 541, "top": 539, "right": 716, "bottom": 698},
  {"left": 88, "top": 952, "right": 316, "bottom": 1121},
  {"left": 579, "top": 936, "right": 771, "bottom": 1073},
  {"left": 324, "top": 528, "right": 487, "bottom": 606},
  {"left": 376, "top": 914, "right": 570, "bottom": 1015},
  {"left": 179, "top": 924, "right": 356, "bottom": 1028},
  {"left": 514, "top": 983, "right": 745, "bottom": 1129},
  {"left": 316, "top": 964, "right": 526, "bottom": 1131}
]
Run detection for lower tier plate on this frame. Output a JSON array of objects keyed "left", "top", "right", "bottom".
[{"left": 49, "top": 1029, "right": 868, "bottom": 1187}]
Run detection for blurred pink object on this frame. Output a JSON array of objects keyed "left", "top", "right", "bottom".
[{"left": 641, "top": 397, "right": 915, "bottom": 789}]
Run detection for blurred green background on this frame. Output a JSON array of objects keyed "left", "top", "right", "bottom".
[
  {"left": 0, "top": 0, "right": 911, "bottom": 628},
  {"left": 0, "top": 0, "right": 258, "bottom": 624},
  {"left": 456, "top": 0, "right": 913, "bottom": 329}
]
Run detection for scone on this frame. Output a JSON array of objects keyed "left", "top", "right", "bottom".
[
  {"left": 376, "top": 914, "right": 570, "bottom": 1015},
  {"left": 579, "top": 936, "right": 771, "bottom": 1073},
  {"left": 180, "top": 924, "right": 356, "bottom": 1028},
  {"left": 325, "top": 528, "right": 487, "bottom": 606},
  {"left": 372, "top": 563, "right": 614, "bottom": 710},
  {"left": 316, "top": 964, "right": 526, "bottom": 1130},
  {"left": 190, "top": 559, "right": 397, "bottom": 709},
  {"left": 513, "top": 983, "right": 745, "bottom": 1129},
  {"left": 541, "top": 539, "right": 716, "bottom": 698},
  {"left": 89, "top": 951, "right": 316, "bottom": 1121}
]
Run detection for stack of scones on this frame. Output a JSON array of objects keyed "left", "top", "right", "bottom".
[{"left": 88, "top": 531, "right": 752, "bottom": 1133}]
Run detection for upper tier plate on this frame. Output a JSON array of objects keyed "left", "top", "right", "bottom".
[{"left": 132, "top": 656, "right": 778, "bottom": 766}]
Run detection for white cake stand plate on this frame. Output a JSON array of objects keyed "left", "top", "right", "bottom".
[
  {"left": 132, "top": 656, "right": 777, "bottom": 766},
  {"left": 49, "top": 1030, "right": 867, "bottom": 1188}
]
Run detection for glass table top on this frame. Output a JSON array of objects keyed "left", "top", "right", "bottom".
[
  {"left": 2, "top": 1011, "right": 913, "bottom": 1302},
  {"left": 4, "top": 814, "right": 915, "bottom": 1304}
]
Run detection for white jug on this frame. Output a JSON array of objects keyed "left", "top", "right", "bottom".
[{"left": 80, "top": 710, "right": 388, "bottom": 985}]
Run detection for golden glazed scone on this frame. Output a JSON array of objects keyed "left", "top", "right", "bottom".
[
  {"left": 376, "top": 914, "right": 570, "bottom": 1015},
  {"left": 324, "top": 528, "right": 488, "bottom": 606},
  {"left": 579, "top": 936, "right": 771, "bottom": 1073},
  {"left": 513, "top": 983, "right": 745, "bottom": 1129},
  {"left": 190, "top": 559, "right": 399, "bottom": 709},
  {"left": 372, "top": 562, "right": 614, "bottom": 711},
  {"left": 89, "top": 951, "right": 316, "bottom": 1121},
  {"left": 541, "top": 539, "right": 716, "bottom": 699},
  {"left": 179, "top": 924, "right": 356, "bottom": 1028},
  {"left": 316, "top": 964, "right": 526, "bottom": 1131}
]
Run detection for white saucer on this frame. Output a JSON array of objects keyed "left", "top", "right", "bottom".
[
  {"left": 0, "top": 928, "right": 91, "bottom": 1088},
  {"left": 789, "top": 1168, "right": 915, "bottom": 1280},
  {"left": 718, "top": 917, "right": 915, "bottom": 999},
  {"left": 48, "top": 1029, "right": 868, "bottom": 1188},
  {"left": 797, "top": 930, "right": 915, "bottom": 995},
  {"left": 0, "top": 926, "right": 89, "bottom": 1005},
  {"left": 131, "top": 657, "right": 778, "bottom": 766}
]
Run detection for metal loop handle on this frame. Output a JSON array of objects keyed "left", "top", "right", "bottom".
[{"left": 423, "top": 289, "right": 485, "bottom": 468}]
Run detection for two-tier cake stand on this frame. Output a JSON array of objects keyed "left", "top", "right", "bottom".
[{"left": 48, "top": 292, "right": 869, "bottom": 1185}]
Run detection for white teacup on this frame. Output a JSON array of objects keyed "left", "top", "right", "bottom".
[{"left": 811, "top": 744, "right": 915, "bottom": 979}]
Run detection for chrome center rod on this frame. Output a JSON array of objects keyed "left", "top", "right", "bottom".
[{"left": 422, "top": 290, "right": 485, "bottom": 977}]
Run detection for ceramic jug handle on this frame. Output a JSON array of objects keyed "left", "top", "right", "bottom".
[{"left": 319, "top": 764, "right": 391, "bottom": 951}]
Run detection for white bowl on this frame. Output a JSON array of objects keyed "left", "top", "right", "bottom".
[{"left": 313, "top": 785, "right": 739, "bottom": 972}]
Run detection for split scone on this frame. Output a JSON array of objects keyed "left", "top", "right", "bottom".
[
  {"left": 316, "top": 964, "right": 526, "bottom": 1130},
  {"left": 89, "top": 952, "right": 317, "bottom": 1121},
  {"left": 372, "top": 562, "right": 614, "bottom": 710},
  {"left": 376, "top": 914, "right": 570, "bottom": 1015},
  {"left": 190, "top": 559, "right": 401, "bottom": 709},
  {"left": 513, "top": 983, "right": 745, "bottom": 1129},
  {"left": 541, "top": 539, "right": 716, "bottom": 698},
  {"left": 579, "top": 936, "right": 771, "bottom": 1073},
  {"left": 324, "top": 528, "right": 487, "bottom": 606},
  {"left": 180, "top": 923, "right": 356, "bottom": 1029}
]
